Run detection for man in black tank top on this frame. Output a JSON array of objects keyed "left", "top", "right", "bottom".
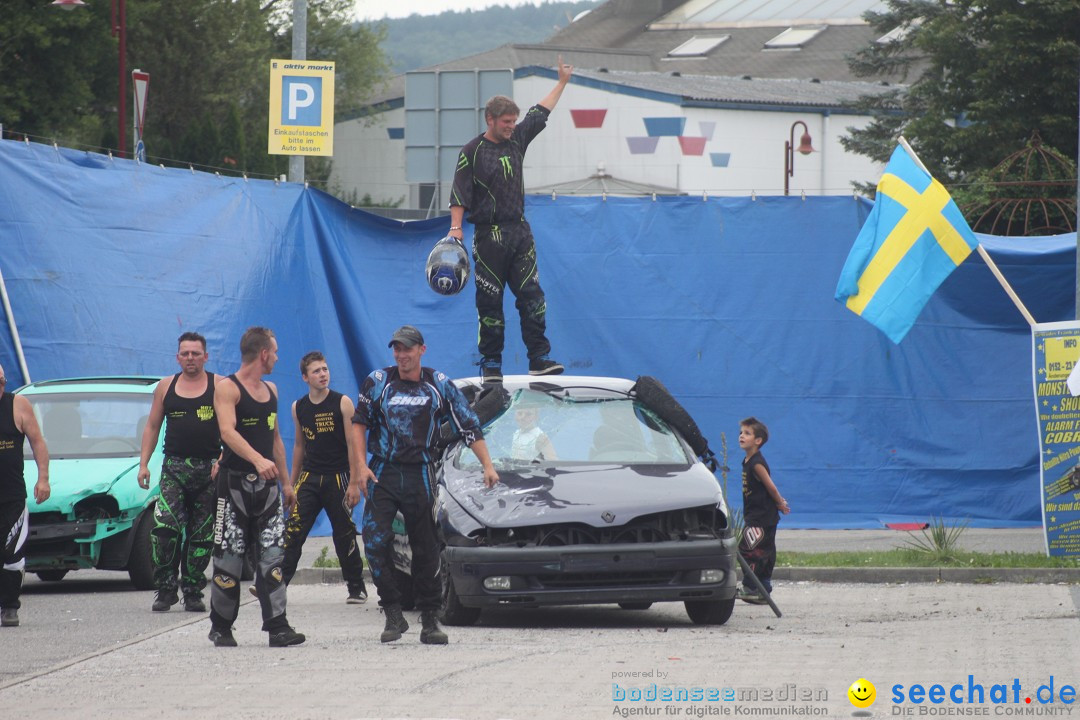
[
  {"left": 0, "top": 363, "right": 50, "bottom": 628},
  {"left": 281, "top": 351, "right": 368, "bottom": 602},
  {"left": 138, "top": 332, "right": 221, "bottom": 613},
  {"left": 208, "top": 327, "right": 304, "bottom": 648}
]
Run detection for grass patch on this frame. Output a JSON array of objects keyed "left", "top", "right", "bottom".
[
  {"left": 777, "top": 549, "right": 1080, "bottom": 569},
  {"left": 312, "top": 546, "right": 341, "bottom": 568}
]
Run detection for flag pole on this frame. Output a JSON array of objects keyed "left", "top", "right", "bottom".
[{"left": 898, "top": 136, "right": 1037, "bottom": 327}]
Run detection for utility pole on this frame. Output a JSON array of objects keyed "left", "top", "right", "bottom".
[{"left": 288, "top": 0, "right": 307, "bottom": 184}]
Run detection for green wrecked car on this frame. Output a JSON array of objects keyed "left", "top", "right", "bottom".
[{"left": 16, "top": 377, "right": 164, "bottom": 589}]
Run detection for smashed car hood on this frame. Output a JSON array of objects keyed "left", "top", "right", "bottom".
[
  {"left": 442, "top": 461, "right": 725, "bottom": 528},
  {"left": 25, "top": 457, "right": 151, "bottom": 515}
]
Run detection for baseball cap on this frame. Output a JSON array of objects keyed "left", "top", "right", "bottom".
[{"left": 388, "top": 325, "right": 425, "bottom": 348}]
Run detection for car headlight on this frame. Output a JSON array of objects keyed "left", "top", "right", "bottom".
[{"left": 698, "top": 569, "right": 724, "bottom": 584}]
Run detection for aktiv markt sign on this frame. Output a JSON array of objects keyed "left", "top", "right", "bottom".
[{"left": 268, "top": 59, "right": 335, "bottom": 156}]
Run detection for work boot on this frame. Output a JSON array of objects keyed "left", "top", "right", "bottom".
[
  {"left": 152, "top": 589, "right": 179, "bottom": 612},
  {"left": 208, "top": 627, "right": 237, "bottom": 647},
  {"left": 268, "top": 625, "right": 306, "bottom": 647},
  {"left": 183, "top": 595, "right": 206, "bottom": 612},
  {"left": 419, "top": 610, "right": 449, "bottom": 645},
  {"left": 380, "top": 604, "right": 409, "bottom": 643},
  {"left": 1, "top": 608, "right": 19, "bottom": 627}
]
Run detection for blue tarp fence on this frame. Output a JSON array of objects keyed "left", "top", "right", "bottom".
[{"left": 1, "top": 139, "right": 1075, "bottom": 530}]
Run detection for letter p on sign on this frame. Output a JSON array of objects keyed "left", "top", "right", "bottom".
[{"left": 282, "top": 76, "right": 322, "bottom": 125}]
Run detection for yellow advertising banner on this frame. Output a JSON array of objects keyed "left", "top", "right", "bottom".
[{"left": 268, "top": 59, "right": 335, "bottom": 156}]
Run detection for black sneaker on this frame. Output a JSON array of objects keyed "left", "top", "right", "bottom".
[
  {"left": 183, "top": 595, "right": 206, "bottom": 612},
  {"left": 346, "top": 588, "right": 368, "bottom": 604},
  {"left": 269, "top": 626, "right": 306, "bottom": 647},
  {"left": 208, "top": 627, "right": 237, "bottom": 647},
  {"left": 1, "top": 608, "right": 19, "bottom": 627},
  {"left": 736, "top": 586, "right": 768, "bottom": 605},
  {"left": 479, "top": 358, "right": 502, "bottom": 384},
  {"left": 528, "top": 356, "right": 564, "bottom": 376},
  {"left": 152, "top": 589, "right": 179, "bottom": 612}
]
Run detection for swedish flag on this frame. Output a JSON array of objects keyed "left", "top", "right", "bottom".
[{"left": 835, "top": 143, "right": 978, "bottom": 343}]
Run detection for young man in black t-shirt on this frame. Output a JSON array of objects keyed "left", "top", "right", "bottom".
[
  {"left": 448, "top": 56, "right": 574, "bottom": 382},
  {"left": 280, "top": 351, "right": 368, "bottom": 603},
  {"left": 737, "top": 416, "right": 790, "bottom": 604}
]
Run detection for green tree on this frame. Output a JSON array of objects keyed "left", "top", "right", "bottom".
[
  {"left": 843, "top": 0, "right": 1079, "bottom": 194},
  {"left": 0, "top": 0, "right": 114, "bottom": 148},
  {"left": 220, "top": 102, "right": 247, "bottom": 173},
  {"left": 1, "top": 0, "right": 390, "bottom": 189}
]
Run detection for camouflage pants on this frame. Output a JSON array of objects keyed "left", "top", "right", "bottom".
[{"left": 152, "top": 456, "right": 215, "bottom": 599}]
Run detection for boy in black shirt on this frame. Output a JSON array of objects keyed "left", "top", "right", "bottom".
[
  {"left": 281, "top": 351, "right": 368, "bottom": 603},
  {"left": 737, "top": 417, "right": 790, "bottom": 604}
]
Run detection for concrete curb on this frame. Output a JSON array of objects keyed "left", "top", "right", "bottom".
[
  {"left": 774, "top": 567, "right": 1080, "bottom": 584},
  {"left": 289, "top": 565, "right": 1080, "bottom": 587}
]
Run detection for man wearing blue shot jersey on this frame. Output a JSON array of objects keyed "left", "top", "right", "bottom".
[{"left": 352, "top": 325, "right": 498, "bottom": 645}]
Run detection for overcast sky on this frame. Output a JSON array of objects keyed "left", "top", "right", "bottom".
[{"left": 353, "top": 0, "right": 547, "bottom": 21}]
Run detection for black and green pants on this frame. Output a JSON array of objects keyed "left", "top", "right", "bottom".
[
  {"left": 473, "top": 220, "right": 551, "bottom": 362},
  {"left": 152, "top": 455, "right": 215, "bottom": 599}
]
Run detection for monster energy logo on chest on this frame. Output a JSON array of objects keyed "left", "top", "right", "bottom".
[{"left": 499, "top": 155, "right": 513, "bottom": 178}]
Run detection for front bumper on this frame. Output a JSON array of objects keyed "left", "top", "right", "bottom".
[
  {"left": 445, "top": 537, "right": 737, "bottom": 608},
  {"left": 25, "top": 516, "right": 135, "bottom": 570}
]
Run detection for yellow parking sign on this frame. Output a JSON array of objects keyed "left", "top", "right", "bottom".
[{"left": 268, "top": 59, "right": 335, "bottom": 156}]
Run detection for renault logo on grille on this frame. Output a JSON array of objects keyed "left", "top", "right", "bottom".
[{"left": 601, "top": 511, "right": 616, "bottom": 524}]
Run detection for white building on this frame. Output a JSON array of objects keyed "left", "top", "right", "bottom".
[{"left": 330, "top": 0, "right": 901, "bottom": 213}]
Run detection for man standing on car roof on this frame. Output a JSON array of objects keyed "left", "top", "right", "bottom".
[
  {"left": 138, "top": 331, "right": 221, "bottom": 613},
  {"left": 0, "top": 363, "right": 50, "bottom": 628},
  {"left": 352, "top": 325, "right": 498, "bottom": 645},
  {"left": 208, "top": 326, "right": 304, "bottom": 648},
  {"left": 447, "top": 56, "right": 573, "bottom": 383},
  {"left": 280, "top": 351, "right": 369, "bottom": 604}
]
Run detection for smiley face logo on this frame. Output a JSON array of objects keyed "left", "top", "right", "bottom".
[{"left": 847, "top": 678, "right": 876, "bottom": 708}]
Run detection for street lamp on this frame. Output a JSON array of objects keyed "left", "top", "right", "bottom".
[
  {"left": 52, "top": 0, "right": 127, "bottom": 158},
  {"left": 784, "top": 120, "right": 815, "bottom": 196}
]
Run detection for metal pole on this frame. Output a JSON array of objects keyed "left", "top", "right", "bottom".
[
  {"left": 1075, "top": 59, "right": 1079, "bottom": 320},
  {"left": 0, "top": 265, "right": 31, "bottom": 384},
  {"left": 115, "top": 0, "right": 127, "bottom": 158},
  {"left": 783, "top": 138, "right": 791, "bottom": 196},
  {"left": 288, "top": 0, "right": 307, "bottom": 184}
]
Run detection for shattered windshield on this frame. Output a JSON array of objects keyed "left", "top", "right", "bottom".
[{"left": 458, "top": 388, "right": 690, "bottom": 469}]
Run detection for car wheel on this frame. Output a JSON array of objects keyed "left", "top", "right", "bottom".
[
  {"left": 394, "top": 567, "right": 416, "bottom": 611},
  {"left": 618, "top": 602, "right": 653, "bottom": 610},
  {"left": 684, "top": 597, "right": 735, "bottom": 625},
  {"left": 440, "top": 575, "right": 481, "bottom": 626},
  {"left": 36, "top": 569, "right": 69, "bottom": 582},
  {"left": 127, "top": 507, "right": 156, "bottom": 590}
]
